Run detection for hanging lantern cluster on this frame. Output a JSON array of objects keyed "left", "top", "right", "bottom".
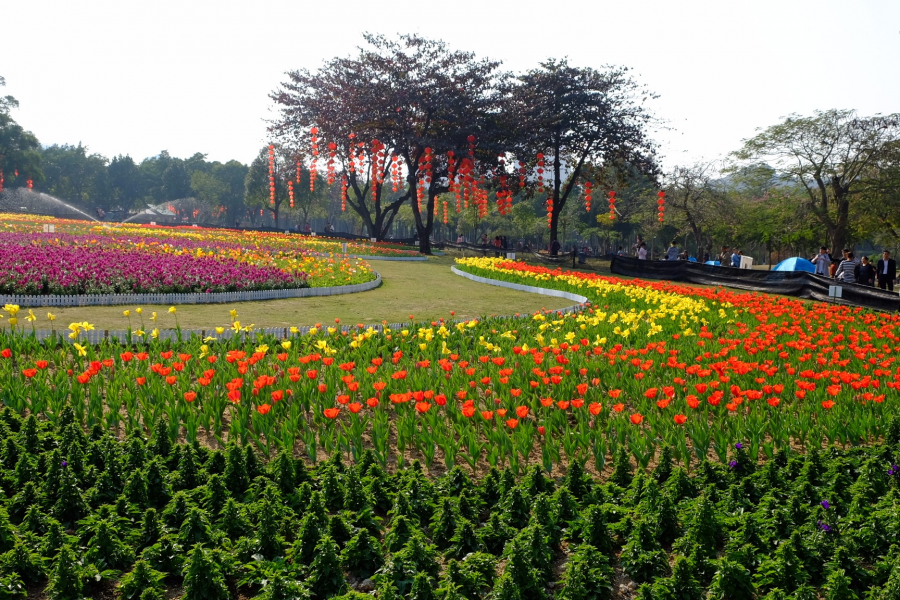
[
  {"left": 341, "top": 175, "right": 348, "bottom": 212},
  {"left": 536, "top": 153, "right": 545, "bottom": 193},
  {"left": 447, "top": 151, "right": 458, "bottom": 212},
  {"left": 496, "top": 175, "right": 512, "bottom": 215},
  {"left": 390, "top": 154, "right": 402, "bottom": 192},
  {"left": 608, "top": 191, "right": 617, "bottom": 220},
  {"left": 476, "top": 183, "right": 489, "bottom": 219},
  {"left": 546, "top": 196, "right": 553, "bottom": 228},
  {"left": 371, "top": 140, "right": 386, "bottom": 188},
  {"left": 295, "top": 161, "right": 302, "bottom": 187},
  {"left": 326, "top": 142, "right": 337, "bottom": 185},
  {"left": 288, "top": 181, "right": 295, "bottom": 208},
  {"left": 309, "top": 127, "right": 319, "bottom": 192},
  {"left": 657, "top": 191, "right": 665, "bottom": 222},
  {"left": 467, "top": 135, "right": 476, "bottom": 158},
  {"left": 584, "top": 181, "right": 593, "bottom": 212},
  {"left": 458, "top": 157, "right": 475, "bottom": 210},
  {"left": 442, "top": 200, "right": 449, "bottom": 224},
  {"left": 26, "top": 179, "right": 33, "bottom": 190},
  {"left": 349, "top": 134, "right": 358, "bottom": 175},
  {"left": 267, "top": 145, "right": 276, "bottom": 205},
  {"left": 417, "top": 148, "right": 433, "bottom": 213},
  {"left": 518, "top": 160, "right": 526, "bottom": 189}
]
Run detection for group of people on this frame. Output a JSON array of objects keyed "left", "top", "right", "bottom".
[{"left": 812, "top": 248, "right": 896, "bottom": 289}]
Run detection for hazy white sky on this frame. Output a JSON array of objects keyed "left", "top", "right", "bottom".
[{"left": 2, "top": 0, "right": 898, "bottom": 169}]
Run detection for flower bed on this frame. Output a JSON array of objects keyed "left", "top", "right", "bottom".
[
  {"left": 0, "top": 228, "right": 377, "bottom": 294},
  {"left": 1, "top": 212, "right": 421, "bottom": 257},
  {"left": 0, "top": 410, "right": 898, "bottom": 599},
  {"left": 2, "top": 257, "right": 900, "bottom": 597}
]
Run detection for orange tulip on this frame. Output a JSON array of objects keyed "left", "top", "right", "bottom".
[
  {"left": 184, "top": 391, "right": 197, "bottom": 403},
  {"left": 588, "top": 402, "right": 602, "bottom": 415},
  {"left": 506, "top": 418, "right": 519, "bottom": 429},
  {"left": 257, "top": 403, "right": 271, "bottom": 415},
  {"left": 613, "top": 403, "right": 624, "bottom": 412},
  {"left": 821, "top": 400, "right": 836, "bottom": 409},
  {"left": 348, "top": 402, "right": 363, "bottom": 413},
  {"left": 323, "top": 407, "right": 340, "bottom": 419},
  {"left": 630, "top": 413, "right": 643, "bottom": 425},
  {"left": 674, "top": 414, "right": 687, "bottom": 424}
]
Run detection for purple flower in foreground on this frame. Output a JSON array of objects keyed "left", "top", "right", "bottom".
[
  {"left": 62, "top": 460, "right": 67, "bottom": 467},
  {"left": 889, "top": 464, "right": 900, "bottom": 477},
  {"left": 817, "top": 520, "right": 832, "bottom": 533},
  {"left": 728, "top": 460, "right": 738, "bottom": 469},
  {"left": 820, "top": 500, "right": 830, "bottom": 510},
  {"left": 735, "top": 442, "right": 743, "bottom": 450}
]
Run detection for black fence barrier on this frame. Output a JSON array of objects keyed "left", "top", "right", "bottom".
[{"left": 610, "top": 255, "right": 900, "bottom": 312}]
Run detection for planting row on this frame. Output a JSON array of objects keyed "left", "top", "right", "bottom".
[{"left": 1, "top": 408, "right": 899, "bottom": 599}]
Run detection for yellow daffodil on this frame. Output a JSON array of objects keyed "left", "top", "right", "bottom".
[
  {"left": 25, "top": 310, "right": 36, "bottom": 323},
  {"left": 168, "top": 306, "right": 176, "bottom": 314},
  {"left": 229, "top": 309, "right": 238, "bottom": 321},
  {"left": 47, "top": 312, "right": 56, "bottom": 322},
  {"left": 255, "top": 344, "right": 269, "bottom": 354},
  {"left": 3, "top": 304, "right": 20, "bottom": 317},
  {"left": 151, "top": 328, "right": 159, "bottom": 339},
  {"left": 73, "top": 343, "right": 87, "bottom": 356}
]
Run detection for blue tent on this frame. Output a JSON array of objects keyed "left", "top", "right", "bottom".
[
  {"left": 773, "top": 257, "right": 816, "bottom": 273},
  {"left": 704, "top": 261, "right": 720, "bottom": 266}
]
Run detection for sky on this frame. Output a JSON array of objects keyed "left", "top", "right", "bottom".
[{"left": 2, "top": 0, "right": 898, "bottom": 170}]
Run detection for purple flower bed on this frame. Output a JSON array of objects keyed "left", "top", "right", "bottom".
[{"left": 0, "top": 236, "right": 308, "bottom": 294}]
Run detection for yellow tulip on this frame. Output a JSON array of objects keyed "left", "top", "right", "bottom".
[
  {"left": 136, "top": 307, "right": 143, "bottom": 314},
  {"left": 123, "top": 310, "right": 130, "bottom": 317},
  {"left": 168, "top": 306, "right": 176, "bottom": 314},
  {"left": 3, "top": 304, "right": 20, "bottom": 317},
  {"left": 8, "top": 318, "right": 17, "bottom": 326},
  {"left": 215, "top": 327, "right": 225, "bottom": 335},
  {"left": 47, "top": 312, "right": 56, "bottom": 322},
  {"left": 281, "top": 341, "right": 291, "bottom": 350}
]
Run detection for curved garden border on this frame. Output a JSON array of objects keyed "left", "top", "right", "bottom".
[
  {"left": 450, "top": 266, "right": 589, "bottom": 305},
  {"left": 0, "top": 273, "right": 382, "bottom": 308}
]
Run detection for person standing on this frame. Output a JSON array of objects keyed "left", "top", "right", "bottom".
[
  {"left": 858, "top": 256, "right": 876, "bottom": 286},
  {"left": 731, "top": 249, "right": 742, "bottom": 268},
  {"left": 666, "top": 241, "right": 679, "bottom": 261},
  {"left": 877, "top": 250, "right": 896, "bottom": 291},
  {"left": 811, "top": 246, "right": 831, "bottom": 276},
  {"left": 637, "top": 242, "right": 648, "bottom": 260},
  {"left": 834, "top": 252, "right": 859, "bottom": 284}
]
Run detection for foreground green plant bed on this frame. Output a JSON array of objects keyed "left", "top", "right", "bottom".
[{"left": 2, "top": 408, "right": 900, "bottom": 600}]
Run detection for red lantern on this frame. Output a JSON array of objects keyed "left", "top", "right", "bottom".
[
  {"left": 288, "top": 180, "right": 295, "bottom": 208},
  {"left": 584, "top": 181, "right": 593, "bottom": 212},
  {"left": 657, "top": 191, "right": 665, "bottom": 223},
  {"left": 341, "top": 175, "right": 348, "bottom": 212},
  {"left": 26, "top": 179, "right": 33, "bottom": 189}
]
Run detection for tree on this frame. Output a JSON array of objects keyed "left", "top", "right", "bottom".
[
  {"left": 272, "top": 33, "right": 507, "bottom": 252},
  {"left": 39, "top": 144, "right": 110, "bottom": 208},
  {"left": 0, "top": 76, "right": 42, "bottom": 192},
  {"left": 108, "top": 155, "right": 144, "bottom": 213},
  {"left": 504, "top": 59, "right": 658, "bottom": 250},
  {"left": 662, "top": 162, "right": 730, "bottom": 256},
  {"left": 732, "top": 109, "right": 900, "bottom": 253}
]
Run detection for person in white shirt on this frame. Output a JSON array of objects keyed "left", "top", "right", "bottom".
[
  {"left": 638, "top": 242, "right": 648, "bottom": 260},
  {"left": 810, "top": 246, "right": 831, "bottom": 276}
]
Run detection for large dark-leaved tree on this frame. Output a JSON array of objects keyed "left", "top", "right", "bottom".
[
  {"left": 271, "top": 34, "right": 507, "bottom": 253},
  {"left": 504, "top": 59, "right": 658, "bottom": 250}
]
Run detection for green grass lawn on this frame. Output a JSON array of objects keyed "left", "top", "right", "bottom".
[{"left": 4, "top": 256, "right": 574, "bottom": 332}]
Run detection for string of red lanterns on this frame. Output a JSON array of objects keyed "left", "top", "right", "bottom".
[
  {"left": 584, "top": 181, "right": 592, "bottom": 212},
  {"left": 309, "top": 127, "right": 319, "bottom": 192},
  {"left": 608, "top": 190, "right": 616, "bottom": 220},
  {"left": 288, "top": 181, "right": 295, "bottom": 209},
  {"left": 341, "top": 175, "right": 348, "bottom": 212},
  {"left": 267, "top": 145, "right": 276, "bottom": 206},
  {"left": 657, "top": 190, "right": 665, "bottom": 223}
]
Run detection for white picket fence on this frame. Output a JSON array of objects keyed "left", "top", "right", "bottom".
[{"left": 0, "top": 273, "right": 381, "bottom": 308}]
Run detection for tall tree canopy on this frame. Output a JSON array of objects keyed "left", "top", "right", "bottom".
[
  {"left": 732, "top": 109, "right": 900, "bottom": 253},
  {"left": 0, "top": 75, "right": 42, "bottom": 190},
  {"left": 271, "top": 33, "right": 507, "bottom": 252},
  {"left": 504, "top": 59, "right": 658, "bottom": 248}
]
